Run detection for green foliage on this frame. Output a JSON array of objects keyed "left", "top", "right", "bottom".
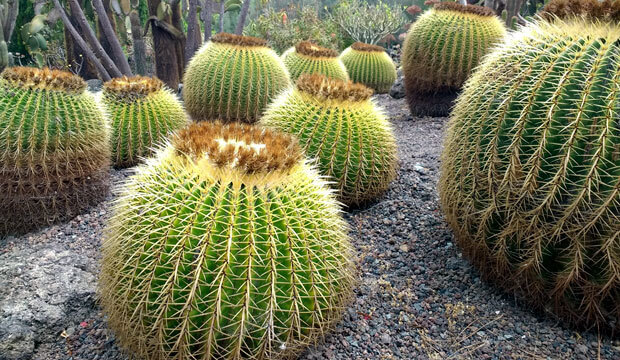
[
  {"left": 281, "top": 42, "right": 349, "bottom": 82},
  {"left": 100, "top": 121, "right": 355, "bottom": 360},
  {"left": 440, "top": 18, "right": 620, "bottom": 332},
  {"left": 328, "top": 0, "right": 406, "bottom": 45},
  {"left": 102, "top": 76, "right": 188, "bottom": 168},
  {"left": 0, "top": 67, "right": 110, "bottom": 236},
  {"left": 183, "top": 32, "right": 291, "bottom": 123},
  {"left": 339, "top": 42, "right": 396, "bottom": 94},
  {"left": 261, "top": 74, "right": 398, "bottom": 206},
  {"left": 244, "top": 7, "right": 343, "bottom": 54},
  {"left": 21, "top": 14, "right": 48, "bottom": 67},
  {"left": 402, "top": 3, "right": 506, "bottom": 117}
]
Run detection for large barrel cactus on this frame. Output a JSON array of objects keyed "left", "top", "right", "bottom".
[
  {"left": 282, "top": 41, "right": 349, "bottom": 82},
  {"left": 100, "top": 121, "right": 355, "bottom": 359},
  {"left": 261, "top": 74, "right": 398, "bottom": 206},
  {"left": 183, "top": 32, "right": 291, "bottom": 123},
  {"left": 102, "top": 76, "right": 188, "bottom": 168},
  {"left": 0, "top": 67, "right": 110, "bottom": 236},
  {"left": 402, "top": 2, "right": 506, "bottom": 117},
  {"left": 339, "top": 42, "right": 397, "bottom": 94},
  {"left": 439, "top": 0, "right": 620, "bottom": 333}
]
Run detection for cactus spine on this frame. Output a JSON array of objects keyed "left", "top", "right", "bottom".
[
  {"left": 0, "top": 67, "right": 110, "bottom": 236},
  {"left": 439, "top": 2, "right": 620, "bottom": 333},
  {"left": 100, "top": 121, "right": 355, "bottom": 359},
  {"left": 261, "top": 74, "right": 398, "bottom": 206},
  {"left": 339, "top": 42, "right": 397, "bottom": 94},
  {"left": 102, "top": 76, "right": 188, "bottom": 168},
  {"left": 281, "top": 41, "right": 349, "bottom": 82},
  {"left": 183, "top": 32, "right": 291, "bottom": 123},
  {"left": 402, "top": 3, "right": 506, "bottom": 117}
]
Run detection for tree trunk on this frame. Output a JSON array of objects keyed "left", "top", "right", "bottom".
[
  {"left": 2, "top": 0, "right": 18, "bottom": 42},
  {"left": 218, "top": 0, "right": 224, "bottom": 33},
  {"left": 234, "top": 0, "right": 251, "bottom": 35},
  {"left": 201, "top": 0, "right": 213, "bottom": 41},
  {"left": 97, "top": 0, "right": 116, "bottom": 59},
  {"left": 52, "top": 0, "right": 111, "bottom": 80},
  {"left": 185, "top": 0, "right": 202, "bottom": 63},
  {"left": 129, "top": 10, "right": 147, "bottom": 75},
  {"left": 67, "top": 0, "right": 122, "bottom": 78},
  {"left": 147, "top": 0, "right": 185, "bottom": 88},
  {"left": 92, "top": 0, "right": 133, "bottom": 76}
]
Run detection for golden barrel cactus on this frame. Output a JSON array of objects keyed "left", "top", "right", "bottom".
[
  {"left": 261, "top": 74, "right": 398, "bottom": 206},
  {"left": 439, "top": 0, "right": 620, "bottom": 333},
  {"left": 100, "top": 121, "right": 355, "bottom": 359},
  {"left": 0, "top": 67, "right": 109, "bottom": 236},
  {"left": 402, "top": 2, "right": 506, "bottom": 117},
  {"left": 102, "top": 76, "right": 188, "bottom": 168},
  {"left": 281, "top": 41, "right": 349, "bottom": 82},
  {"left": 183, "top": 33, "right": 291, "bottom": 123},
  {"left": 339, "top": 42, "right": 397, "bottom": 94}
]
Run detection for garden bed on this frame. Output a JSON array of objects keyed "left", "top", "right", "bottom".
[{"left": 1, "top": 95, "right": 618, "bottom": 360}]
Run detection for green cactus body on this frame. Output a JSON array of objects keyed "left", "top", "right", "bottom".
[
  {"left": 260, "top": 74, "right": 398, "bottom": 206},
  {"left": 439, "top": 12, "right": 620, "bottom": 332},
  {"left": 0, "top": 67, "right": 110, "bottom": 236},
  {"left": 281, "top": 41, "right": 349, "bottom": 82},
  {"left": 183, "top": 32, "right": 291, "bottom": 123},
  {"left": 339, "top": 42, "right": 397, "bottom": 94},
  {"left": 100, "top": 121, "right": 355, "bottom": 359},
  {"left": 402, "top": 3, "right": 506, "bottom": 116},
  {"left": 102, "top": 76, "right": 188, "bottom": 168}
]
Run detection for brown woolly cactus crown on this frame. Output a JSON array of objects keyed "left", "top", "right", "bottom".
[
  {"left": 350, "top": 42, "right": 385, "bottom": 52},
  {"left": 541, "top": 0, "right": 620, "bottom": 21},
  {"left": 1, "top": 66, "right": 86, "bottom": 94},
  {"left": 210, "top": 32, "right": 268, "bottom": 47},
  {"left": 173, "top": 121, "right": 302, "bottom": 174},
  {"left": 103, "top": 75, "right": 163, "bottom": 98},
  {"left": 434, "top": 2, "right": 495, "bottom": 17},
  {"left": 296, "top": 41, "right": 339, "bottom": 57},
  {"left": 296, "top": 74, "right": 373, "bottom": 102}
]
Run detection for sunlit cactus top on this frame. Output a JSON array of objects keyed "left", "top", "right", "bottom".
[{"left": 1, "top": 66, "right": 87, "bottom": 94}]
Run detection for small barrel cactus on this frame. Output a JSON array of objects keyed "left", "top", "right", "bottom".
[
  {"left": 439, "top": 0, "right": 620, "bottom": 333},
  {"left": 261, "top": 74, "right": 398, "bottom": 206},
  {"left": 0, "top": 67, "right": 110, "bottom": 236},
  {"left": 402, "top": 2, "right": 506, "bottom": 117},
  {"left": 339, "top": 42, "right": 397, "bottom": 94},
  {"left": 281, "top": 41, "right": 349, "bottom": 82},
  {"left": 183, "top": 32, "right": 291, "bottom": 123},
  {"left": 100, "top": 121, "right": 355, "bottom": 359},
  {"left": 101, "top": 76, "right": 188, "bottom": 168}
]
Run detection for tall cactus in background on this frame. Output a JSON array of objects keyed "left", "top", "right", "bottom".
[
  {"left": 0, "top": 67, "right": 110, "bottom": 236},
  {"left": 0, "top": 0, "right": 18, "bottom": 70},
  {"left": 439, "top": 0, "right": 620, "bottom": 333},
  {"left": 100, "top": 121, "right": 355, "bottom": 360},
  {"left": 183, "top": 32, "right": 291, "bottom": 123},
  {"left": 339, "top": 42, "right": 397, "bottom": 94},
  {"left": 261, "top": 74, "right": 398, "bottom": 206},
  {"left": 402, "top": 2, "right": 506, "bottom": 117}
]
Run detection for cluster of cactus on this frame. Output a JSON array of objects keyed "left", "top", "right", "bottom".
[
  {"left": 183, "top": 32, "right": 291, "bottom": 123},
  {"left": 281, "top": 41, "right": 349, "bottom": 82},
  {"left": 261, "top": 74, "right": 398, "bottom": 206},
  {"left": 339, "top": 42, "right": 397, "bottom": 94},
  {"left": 0, "top": 67, "right": 110, "bottom": 236},
  {"left": 101, "top": 76, "right": 188, "bottom": 168},
  {"left": 439, "top": 0, "right": 620, "bottom": 333},
  {"left": 402, "top": 2, "right": 506, "bottom": 117},
  {"left": 100, "top": 121, "right": 355, "bottom": 360}
]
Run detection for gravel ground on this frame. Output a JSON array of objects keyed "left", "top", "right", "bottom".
[{"left": 2, "top": 95, "right": 620, "bottom": 360}]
